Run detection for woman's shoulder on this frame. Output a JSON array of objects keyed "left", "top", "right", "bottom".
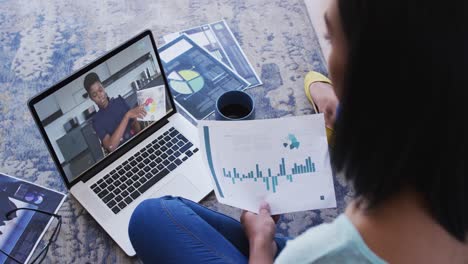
[
  {"left": 275, "top": 214, "right": 386, "bottom": 264},
  {"left": 275, "top": 215, "right": 350, "bottom": 263}
]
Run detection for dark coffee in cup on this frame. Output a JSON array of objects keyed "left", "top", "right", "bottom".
[
  {"left": 215, "top": 91, "right": 255, "bottom": 121},
  {"left": 219, "top": 104, "right": 251, "bottom": 119}
]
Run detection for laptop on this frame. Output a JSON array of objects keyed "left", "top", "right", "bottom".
[{"left": 28, "top": 30, "right": 213, "bottom": 256}]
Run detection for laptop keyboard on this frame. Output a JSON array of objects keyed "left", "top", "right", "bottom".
[{"left": 90, "top": 127, "right": 199, "bottom": 214}]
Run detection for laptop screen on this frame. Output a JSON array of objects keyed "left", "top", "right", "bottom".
[{"left": 31, "top": 35, "right": 174, "bottom": 182}]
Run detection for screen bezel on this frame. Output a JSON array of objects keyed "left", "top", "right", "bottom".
[{"left": 28, "top": 30, "right": 177, "bottom": 189}]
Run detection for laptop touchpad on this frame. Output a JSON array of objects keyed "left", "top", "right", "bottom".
[{"left": 151, "top": 175, "right": 201, "bottom": 198}]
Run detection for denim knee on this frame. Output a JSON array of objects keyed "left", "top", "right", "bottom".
[{"left": 128, "top": 196, "right": 175, "bottom": 242}]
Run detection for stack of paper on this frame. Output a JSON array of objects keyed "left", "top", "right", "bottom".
[{"left": 159, "top": 20, "right": 262, "bottom": 121}]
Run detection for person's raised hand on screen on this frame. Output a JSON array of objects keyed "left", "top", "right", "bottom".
[{"left": 126, "top": 105, "right": 147, "bottom": 119}]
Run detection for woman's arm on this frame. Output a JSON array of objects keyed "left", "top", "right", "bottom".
[
  {"left": 248, "top": 238, "right": 277, "bottom": 264},
  {"left": 102, "top": 106, "right": 146, "bottom": 152},
  {"left": 241, "top": 202, "right": 278, "bottom": 264}
]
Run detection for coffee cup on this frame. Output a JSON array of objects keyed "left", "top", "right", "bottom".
[{"left": 215, "top": 90, "right": 255, "bottom": 121}]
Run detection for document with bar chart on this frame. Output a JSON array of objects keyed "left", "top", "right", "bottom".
[{"left": 198, "top": 114, "right": 336, "bottom": 214}]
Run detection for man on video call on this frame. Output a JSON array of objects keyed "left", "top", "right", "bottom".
[{"left": 84, "top": 72, "right": 147, "bottom": 153}]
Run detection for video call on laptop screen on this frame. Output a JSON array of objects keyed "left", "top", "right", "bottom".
[{"left": 33, "top": 36, "right": 173, "bottom": 181}]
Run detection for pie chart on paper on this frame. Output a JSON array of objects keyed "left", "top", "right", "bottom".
[{"left": 168, "top": 69, "right": 205, "bottom": 95}]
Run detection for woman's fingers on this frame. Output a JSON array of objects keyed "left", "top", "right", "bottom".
[
  {"left": 134, "top": 106, "right": 147, "bottom": 118},
  {"left": 259, "top": 201, "right": 271, "bottom": 215}
]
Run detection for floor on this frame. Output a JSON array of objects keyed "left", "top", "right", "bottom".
[{"left": 305, "top": 0, "right": 331, "bottom": 62}]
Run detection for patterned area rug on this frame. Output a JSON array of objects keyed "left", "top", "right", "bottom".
[{"left": 0, "top": 0, "right": 351, "bottom": 262}]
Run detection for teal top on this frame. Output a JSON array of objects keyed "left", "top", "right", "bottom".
[{"left": 275, "top": 214, "right": 387, "bottom": 264}]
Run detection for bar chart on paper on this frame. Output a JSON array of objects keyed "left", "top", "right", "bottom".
[
  {"left": 199, "top": 115, "right": 337, "bottom": 215},
  {"left": 222, "top": 157, "right": 316, "bottom": 193}
]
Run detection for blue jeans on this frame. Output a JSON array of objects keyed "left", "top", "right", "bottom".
[{"left": 128, "top": 196, "right": 288, "bottom": 263}]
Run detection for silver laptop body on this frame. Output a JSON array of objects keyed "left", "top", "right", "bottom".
[{"left": 28, "top": 30, "right": 212, "bottom": 256}]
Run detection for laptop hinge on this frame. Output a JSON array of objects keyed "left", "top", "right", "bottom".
[{"left": 80, "top": 118, "right": 170, "bottom": 183}]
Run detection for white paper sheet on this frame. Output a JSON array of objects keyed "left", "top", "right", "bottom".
[
  {"left": 198, "top": 114, "right": 337, "bottom": 214},
  {"left": 136, "top": 85, "right": 166, "bottom": 121}
]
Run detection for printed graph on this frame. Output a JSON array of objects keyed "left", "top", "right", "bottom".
[
  {"left": 168, "top": 68, "right": 205, "bottom": 95},
  {"left": 222, "top": 157, "right": 316, "bottom": 193},
  {"left": 203, "top": 126, "right": 318, "bottom": 197},
  {"left": 200, "top": 115, "right": 337, "bottom": 214}
]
